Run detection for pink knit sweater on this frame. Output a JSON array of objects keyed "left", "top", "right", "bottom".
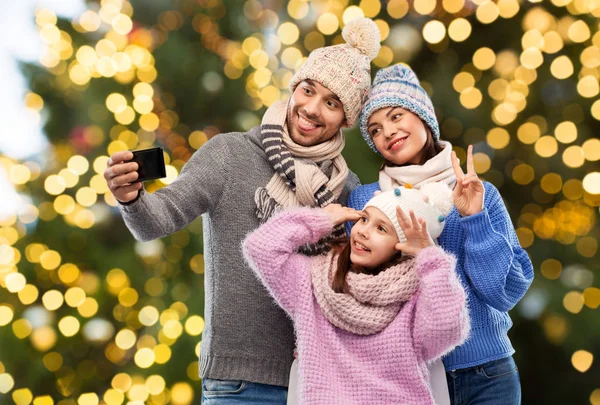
[{"left": 243, "top": 208, "right": 470, "bottom": 404}]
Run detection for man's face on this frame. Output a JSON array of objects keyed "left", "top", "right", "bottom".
[{"left": 287, "top": 80, "right": 347, "bottom": 147}]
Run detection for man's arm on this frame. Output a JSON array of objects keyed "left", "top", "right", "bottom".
[{"left": 106, "top": 135, "right": 231, "bottom": 241}]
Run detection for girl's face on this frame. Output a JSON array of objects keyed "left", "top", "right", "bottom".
[
  {"left": 350, "top": 207, "right": 399, "bottom": 268},
  {"left": 367, "top": 106, "right": 429, "bottom": 165}
]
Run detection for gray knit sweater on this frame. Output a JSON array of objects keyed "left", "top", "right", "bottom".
[{"left": 118, "top": 126, "right": 359, "bottom": 386}]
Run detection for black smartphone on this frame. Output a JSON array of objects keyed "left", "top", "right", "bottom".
[{"left": 128, "top": 147, "right": 167, "bottom": 182}]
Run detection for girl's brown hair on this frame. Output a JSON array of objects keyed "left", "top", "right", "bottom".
[{"left": 329, "top": 239, "right": 410, "bottom": 294}]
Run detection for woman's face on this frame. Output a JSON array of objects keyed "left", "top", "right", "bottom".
[
  {"left": 350, "top": 207, "right": 399, "bottom": 268},
  {"left": 367, "top": 106, "right": 429, "bottom": 165}
]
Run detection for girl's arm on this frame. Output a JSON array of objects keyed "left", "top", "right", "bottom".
[
  {"left": 242, "top": 208, "right": 336, "bottom": 318},
  {"left": 412, "top": 246, "right": 470, "bottom": 362},
  {"left": 461, "top": 182, "right": 534, "bottom": 312}
]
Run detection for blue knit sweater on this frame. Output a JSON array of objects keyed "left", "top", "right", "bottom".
[{"left": 347, "top": 181, "right": 534, "bottom": 371}]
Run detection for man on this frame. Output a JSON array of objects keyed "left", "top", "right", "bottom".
[{"left": 104, "top": 17, "right": 380, "bottom": 404}]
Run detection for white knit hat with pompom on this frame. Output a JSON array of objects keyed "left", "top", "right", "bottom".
[
  {"left": 364, "top": 182, "right": 454, "bottom": 244},
  {"left": 289, "top": 17, "right": 381, "bottom": 127}
]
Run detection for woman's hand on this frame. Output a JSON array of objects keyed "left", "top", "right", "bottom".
[
  {"left": 394, "top": 206, "right": 435, "bottom": 256},
  {"left": 451, "top": 145, "right": 485, "bottom": 217},
  {"left": 323, "top": 204, "right": 361, "bottom": 226}
]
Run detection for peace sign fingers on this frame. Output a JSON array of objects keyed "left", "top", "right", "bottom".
[
  {"left": 451, "top": 150, "right": 465, "bottom": 182},
  {"left": 466, "top": 145, "right": 476, "bottom": 176}
]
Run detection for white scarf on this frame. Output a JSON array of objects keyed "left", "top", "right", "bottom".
[{"left": 379, "top": 141, "right": 456, "bottom": 191}]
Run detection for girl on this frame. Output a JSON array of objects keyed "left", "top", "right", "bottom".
[
  {"left": 243, "top": 183, "right": 469, "bottom": 404},
  {"left": 349, "top": 63, "right": 534, "bottom": 404}
]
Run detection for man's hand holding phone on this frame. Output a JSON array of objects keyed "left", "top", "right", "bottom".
[{"left": 104, "top": 147, "right": 166, "bottom": 204}]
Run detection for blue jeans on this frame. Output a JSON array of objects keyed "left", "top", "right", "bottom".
[
  {"left": 201, "top": 378, "right": 287, "bottom": 405},
  {"left": 446, "top": 356, "right": 521, "bottom": 405}
]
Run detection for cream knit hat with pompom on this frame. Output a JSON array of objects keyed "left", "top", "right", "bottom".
[{"left": 289, "top": 17, "right": 381, "bottom": 127}]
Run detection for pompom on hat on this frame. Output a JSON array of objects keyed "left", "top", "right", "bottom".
[
  {"left": 289, "top": 17, "right": 381, "bottom": 127},
  {"left": 364, "top": 182, "right": 454, "bottom": 244},
  {"left": 359, "top": 63, "right": 441, "bottom": 154}
]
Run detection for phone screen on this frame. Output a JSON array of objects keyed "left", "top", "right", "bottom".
[{"left": 129, "top": 147, "right": 167, "bottom": 182}]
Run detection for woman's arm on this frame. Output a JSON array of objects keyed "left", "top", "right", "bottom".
[
  {"left": 412, "top": 246, "right": 470, "bottom": 362},
  {"left": 460, "top": 183, "right": 534, "bottom": 312}
]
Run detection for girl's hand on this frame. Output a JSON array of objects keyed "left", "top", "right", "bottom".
[
  {"left": 394, "top": 206, "right": 435, "bottom": 256},
  {"left": 323, "top": 204, "right": 361, "bottom": 226},
  {"left": 451, "top": 145, "right": 485, "bottom": 217}
]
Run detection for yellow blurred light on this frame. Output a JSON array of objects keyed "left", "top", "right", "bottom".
[
  {"left": 112, "top": 373, "right": 133, "bottom": 392},
  {"left": 79, "top": 10, "right": 101, "bottom": 32},
  {"left": 476, "top": 1, "right": 500, "bottom": 24},
  {"left": 78, "top": 393, "right": 99, "bottom": 405},
  {"left": 137, "top": 65, "right": 158, "bottom": 83},
  {"left": 170, "top": 382, "right": 194, "bottom": 405},
  {"left": 522, "top": 29, "right": 544, "bottom": 49},
  {"left": 115, "top": 328, "right": 137, "bottom": 350},
  {"left": 360, "top": 0, "right": 383, "bottom": 17},
  {"left": 459, "top": 87, "right": 483, "bottom": 109},
  {"left": 542, "top": 31, "right": 563, "bottom": 54},
  {"left": 593, "top": 100, "right": 600, "bottom": 120},
  {"left": 5, "top": 272, "right": 26, "bottom": 293},
  {"left": 159, "top": 165, "right": 179, "bottom": 186},
  {"left": 97, "top": 57, "right": 118, "bottom": 77},
  {"left": 571, "top": 350, "right": 593, "bottom": 372},
  {"left": 541, "top": 258, "right": 562, "bottom": 279},
  {"left": 139, "top": 113, "right": 159, "bottom": 131},
  {"left": 58, "top": 168, "right": 79, "bottom": 189},
  {"left": 249, "top": 49, "right": 269, "bottom": 69},
  {"left": 12, "top": 388, "right": 33, "bottom": 405},
  {"left": 154, "top": 343, "right": 172, "bottom": 364},
  {"left": 42, "top": 290, "right": 64, "bottom": 311},
  {"left": 583, "top": 172, "right": 600, "bottom": 194},
  {"left": 568, "top": 20, "right": 591, "bottom": 43},
  {"left": 492, "top": 103, "right": 517, "bottom": 125},
  {"left": 414, "top": 0, "right": 437, "bottom": 15},
  {"left": 24, "top": 92, "right": 44, "bottom": 111},
  {"left": 512, "top": 164, "right": 535, "bottom": 185},
  {"left": 133, "top": 95, "right": 154, "bottom": 114},
  {"left": 582, "top": 139, "right": 600, "bottom": 161},
  {"left": 453, "top": 72, "right": 475, "bottom": 92},
  {"left": 343, "top": 6, "right": 365, "bottom": 24},
  {"left": 67, "top": 155, "right": 89, "bottom": 176},
  {"left": 388, "top": 0, "right": 410, "bottom": 17},
  {"left": 534, "top": 136, "right": 558, "bottom": 158},
  {"left": 317, "top": 13, "right": 339, "bottom": 35},
  {"left": 40, "top": 250, "right": 61, "bottom": 270},
  {"left": 58, "top": 316, "right": 80, "bottom": 337},
  {"left": 554, "top": 121, "right": 577, "bottom": 143},
  {"left": 423, "top": 20, "right": 446, "bottom": 44},
  {"left": 277, "top": 22, "right": 300, "bottom": 45},
  {"left": 78, "top": 297, "right": 99, "bottom": 318},
  {"left": 494, "top": 50, "right": 519, "bottom": 77},
  {"left": 114, "top": 107, "right": 135, "bottom": 125},
  {"left": 128, "top": 384, "right": 149, "bottom": 402},
  {"left": 44, "top": 175, "right": 67, "bottom": 196},
  {"left": 578, "top": 238, "right": 598, "bottom": 259},
  {"left": 448, "top": 18, "right": 471, "bottom": 42},
  {"left": 90, "top": 174, "right": 110, "bottom": 194},
  {"left": 9, "top": 165, "right": 31, "bottom": 185},
  {"left": 96, "top": 39, "right": 117, "bottom": 58},
  {"left": 189, "top": 131, "right": 208, "bottom": 150},
  {"left": 69, "top": 64, "right": 91, "bottom": 86},
  {"left": 581, "top": 46, "right": 600, "bottom": 68},
  {"left": 139, "top": 306, "right": 160, "bottom": 326},
  {"left": 287, "top": 0, "right": 310, "bottom": 20},
  {"left": 146, "top": 375, "right": 166, "bottom": 395},
  {"left": 498, "top": 0, "right": 520, "bottom": 18},
  {"left": 550, "top": 55, "right": 574, "bottom": 79},
  {"left": 577, "top": 76, "right": 599, "bottom": 98},
  {"left": 0, "top": 306, "right": 14, "bottom": 326},
  {"left": 112, "top": 52, "right": 132, "bottom": 72},
  {"left": 135, "top": 347, "right": 155, "bottom": 369},
  {"left": 486, "top": 127, "right": 510, "bottom": 149},
  {"left": 583, "top": 287, "right": 600, "bottom": 308},
  {"left": 106, "top": 93, "right": 128, "bottom": 114},
  {"left": 118, "top": 287, "right": 139, "bottom": 307},
  {"left": 281, "top": 47, "right": 303, "bottom": 69},
  {"left": 516, "top": 227, "right": 534, "bottom": 248},
  {"left": 540, "top": 173, "right": 563, "bottom": 194},
  {"left": 30, "top": 326, "right": 57, "bottom": 352},
  {"left": 12, "top": 318, "right": 32, "bottom": 339},
  {"left": 58, "top": 263, "right": 80, "bottom": 285},
  {"left": 242, "top": 37, "right": 262, "bottom": 56},
  {"left": 112, "top": 14, "right": 133, "bottom": 35},
  {"left": 103, "top": 389, "right": 125, "bottom": 405},
  {"left": 40, "top": 25, "right": 60, "bottom": 45},
  {"left": 473, "top": 47, "right": 495, "bottom": 70},
  {"left": 65, "top": 287, "right": 86, "bottom": 307},
  {"left": 563, "top": 178, "right": 583, "bottom": 200},
  {"left": 163, "top": 320, "right": 183, "bottom": 339},
  {"left": 185, "top": 315, "right": 205, "bottom": 336},
  {"left": 517, "top": 122, "right": 541, "bottom": 144},
  {"left": 563, "top": 146, "right": 585, "bottom": 168},
  {"left": 564, "top": 291, "right": 585, "bottom": 314},
  {"left": 253, "top": 68, "right": 272, "bottom": 88},
  {"left": 18, "top": 284, "right": 39, "bottom": 305},
  {"left": 43, "top": 352, "right": 63, "bottom": 372},
  {"left": 373, "top": 46, "right": 394, "bottom": 68},
  {"left": 520, "top": 48, "right": 544, "bottom": 69},
  {"left": 36, "top": 8, "right": 57, "bottom": 26}
]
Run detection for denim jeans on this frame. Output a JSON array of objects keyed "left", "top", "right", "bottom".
[
  {"left": 446, "top": 356, "right": 521, "bottom": 405},
  {"left": 201, "top": 378, "right": 288, "bottom": 405}
]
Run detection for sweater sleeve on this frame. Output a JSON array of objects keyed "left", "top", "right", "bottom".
[
  {"left": 412, "top": 246, "right": 470, "bottom": 363},
  {"left": 460, "top": 183, "right": 534, "bottom": 312},
  {"left": 117, "top": 134, "right": 231, "bottom": 241},
  {"left": 242, "top": 208, "right": 335, "bottom": 317}
]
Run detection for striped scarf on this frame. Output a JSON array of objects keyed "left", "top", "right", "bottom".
[{"left": 255, "top": 99, "right": 349, "bottom": 255}]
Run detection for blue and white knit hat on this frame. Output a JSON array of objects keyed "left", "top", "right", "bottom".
[{"left": 359, "top": 63, "right": 440, "bottom": 154}]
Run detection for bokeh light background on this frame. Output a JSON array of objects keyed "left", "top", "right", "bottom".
[{"left": 0, "top": 0, "right": 599, "bottom": 403}]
